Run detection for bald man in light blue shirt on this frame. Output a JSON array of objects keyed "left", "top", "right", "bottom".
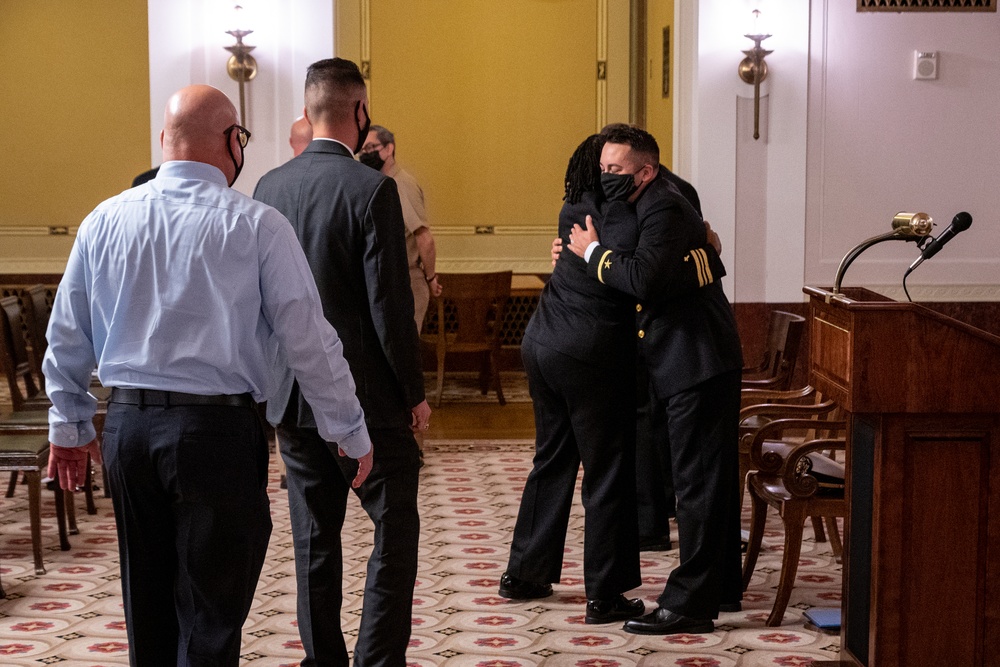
[{"left": 43, "top": 84, "right": 371, "bottom": 666}]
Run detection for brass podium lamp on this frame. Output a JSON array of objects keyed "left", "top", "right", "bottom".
[{"left": 225, "top": 5, "right": 257, "bottom": 124}]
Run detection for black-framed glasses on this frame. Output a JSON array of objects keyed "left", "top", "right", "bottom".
[
  {"left": 361, "top": 142, "right": 383, "bottom": 154},
  {"left": 224, "top": 124, "right": 252, "bottom": 148}
]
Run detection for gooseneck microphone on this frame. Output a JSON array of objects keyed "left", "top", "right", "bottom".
[
  {"left": 832, "top": 211, "right": 934, "bottom": 294},
  {"left": 908, "top": 211, "right": 973, "bottom": 272}
]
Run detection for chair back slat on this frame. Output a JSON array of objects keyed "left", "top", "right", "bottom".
[{"left": 21, "top": 285, "right": 52, "bottom": 381}]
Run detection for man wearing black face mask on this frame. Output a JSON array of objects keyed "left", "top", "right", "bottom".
[
  {"left": 44, "top": 84, "right": 372, "bottom": 664},
  {"left": 568, "top": 126, "right": 743, "bottom": 635},
  {"left": 254, "top": 58, "right": 427, "bottom": 666},
  {"left": 360, "top": 125, "right": 441, "bottom": 331}
]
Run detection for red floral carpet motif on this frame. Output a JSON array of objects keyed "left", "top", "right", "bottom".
[{"left": 0, "top": 440, "right": 842, "bottom": 665}]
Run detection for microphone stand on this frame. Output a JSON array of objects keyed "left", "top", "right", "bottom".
[{"left": 833, "top": 231, "right": 927, "bottom": 294}]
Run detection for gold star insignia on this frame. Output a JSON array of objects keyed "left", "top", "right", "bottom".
[
  {"left": 603, "top": 259, "right": 612, "bottom": 269},
  {"left": 684, "top": 254, "right": 690, "bottom": 262}
]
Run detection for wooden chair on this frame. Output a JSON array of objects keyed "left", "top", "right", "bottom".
[
  {"left": 421, "top": 271, "right": 511, "bottom": 407},
  {"left": 738, "top": 385, "right": 839, "bottom": 509},
  {"left": 742, "top": 310, "right": 806, "bottom": 391},
  {"left": 0, "top": 294, "right": 98, "bottom": 516},
  {"left": 0, "top": 428, "right": 72, "bottom": 575},
  {"left": 0, "top": 295, "right": 50, "bottom": 411},
  {"left": 20, "top": 284, "right": 51, "bottom": 380},
  {"left": 741, "top": 415, "right": 847, "bottom": 627}
]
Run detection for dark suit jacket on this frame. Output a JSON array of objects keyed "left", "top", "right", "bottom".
[
  {"left": 254, "top": 139, "right": 424, "bottom": 430},
  {"left": 586, "top": 176, "right": 742, "bottom": 398},
  {"left": 659, "top": 165, "right": 702, "bottom": 217}
]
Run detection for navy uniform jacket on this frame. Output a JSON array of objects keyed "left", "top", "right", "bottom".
[
  {"left": 254, "top": 139, "right": 425, "bottom": 430},
  {"left": 586, "top": 175, "right": 742, "bottom": 398},
  {"left": 526, "top": 192, "right": 639, "bottom": 370}
]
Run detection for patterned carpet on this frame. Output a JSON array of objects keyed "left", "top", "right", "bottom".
[{"left": 0, "top": 440, "right": 843, "bottom": 666}]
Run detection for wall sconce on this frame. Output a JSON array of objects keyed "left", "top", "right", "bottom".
[
  {"left": 738, "top": 9, "right": 772, "bottom": 141},
  {"left": 225, "top": 5, "right": 258, "bottom": 124}
]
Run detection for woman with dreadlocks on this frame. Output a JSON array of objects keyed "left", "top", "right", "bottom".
[{"left": 498, "top": 133, "right": 648, "bottom": 623}]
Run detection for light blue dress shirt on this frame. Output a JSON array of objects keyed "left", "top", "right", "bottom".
[{"left": 43, "top": 160, "right": 372, "bottom": 457}]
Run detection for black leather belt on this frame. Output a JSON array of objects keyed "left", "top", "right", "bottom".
[{"left": 109, "top": 388, "right": 254, "bottom": 408}]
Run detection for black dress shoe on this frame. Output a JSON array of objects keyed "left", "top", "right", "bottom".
[
  {"left": 498, "top": 572, "right": 553, "bottom": 600},
  {"left": 638, "top": 535, "right": 673, "bottom": 551},
  {"left": 585, "top": 595, "right": 645, "bottom": 624},
  {"left": 623, "top": 607, "right": 714, "bottom": 635},
  {"left": 719, "top": 601, "right": 742, "bottom": 613}
]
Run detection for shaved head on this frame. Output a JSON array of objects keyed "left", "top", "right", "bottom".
[
  {"left": 160, "top": 85, "right": 242, "bottom": 183},
  {"left": 303, "top": 58, "right": 369, "bottom": 152},
  {"left": 289, "top": 116, "right": 312, "bottom": 156}
]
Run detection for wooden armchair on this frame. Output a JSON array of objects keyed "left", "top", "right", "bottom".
[
  {"left": 421, "top": 271, "right": 511, "bottom": 407},
  {"left": 741, "top": 415, "right": 847, "bottom": 627},
  {"left": 742, "top": 310, "right": 806, "bottom": 391},
  {"left": 738, "top": 385, "right": 840, "bottom": 507}
]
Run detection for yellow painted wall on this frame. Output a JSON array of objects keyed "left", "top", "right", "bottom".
[
  {"left": 645, "top": 0, "right": 674, "bottom": 169},
  {"left": 0, "top": 1, "right": 150, "bottom": 231},
  {"left": 359, "top": 1, "right": 599, "bottom": 230}
]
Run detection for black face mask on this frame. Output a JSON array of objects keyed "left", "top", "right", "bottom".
[
  {"left": 226, "top": 138, "right": 245, "bottom": 187},
  {"left": 601, "top": 171, "right": 638, "bottom": 202},
  {"left": 358, "top": 150, "right": 385, "bottom": 172},
  {"left": 354, "top": 101, "right": 371, "bottom": 155}
]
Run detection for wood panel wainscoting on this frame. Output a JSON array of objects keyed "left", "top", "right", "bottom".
[{"left": 5, "top": 275, "right": 999, "bottom": 381}]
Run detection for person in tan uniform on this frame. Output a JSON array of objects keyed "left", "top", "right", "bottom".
[
  {"left": 359, "top": 125, "right": 441, "bottom": 331},
  {"left": 289, "top": 115, "right": 312, "bottom": 157}
]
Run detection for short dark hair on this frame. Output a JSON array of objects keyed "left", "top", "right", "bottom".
[
  {"left": 304, "top": 58, "right": 366, "bottom": 126},
  {"left": 370, "top": 124, "right": 395, "bottom": 146},
  {"left": 564, "top": 134, "right": 606, "bottom": 205},
  {"left": 602, "top": 125, "right": 659, "bottom": 169},
  {"left": 599, "top": 122, "right": 632, "bottom": 136}
]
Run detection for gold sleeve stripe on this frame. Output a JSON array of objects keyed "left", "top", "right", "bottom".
[
  {"left": 597, "top": 249, "right": 613, "bottom": 284},
  {"left": 692, "top": 248, "right": 712, "bottom": 287}
]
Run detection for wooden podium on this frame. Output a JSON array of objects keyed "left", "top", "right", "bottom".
[{"left": 804, "top": 286, "right": 1000, "bottom": 667}]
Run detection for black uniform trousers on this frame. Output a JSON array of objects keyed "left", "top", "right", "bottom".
[
  {"left": 277, "top": 422, "right": 420, "bottom": 667},
  {"left": 507, "top": 334, "right": 640, "bottom": 600},
  {"left": 635, "top": 363, "right": 675, "bottom": 543},
  {"left": 654, "top": 369, "right": 743, "bottom": 619},
  {"left": 101, "top": 401, "right": 271, "bottom": 667}
]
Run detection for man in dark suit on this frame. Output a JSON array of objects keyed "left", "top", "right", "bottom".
[
  {"left": 568, "top": 126, "right": 743, "bottom": 634},
  {"left": 254, "top": 58, "right": 429, "bottom": 667}
]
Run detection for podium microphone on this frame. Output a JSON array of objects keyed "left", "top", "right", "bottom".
[{"left": 908, "top": 211, "right": 973, "bottom": 272}]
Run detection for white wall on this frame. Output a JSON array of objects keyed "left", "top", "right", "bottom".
[
  {"left": 805, "top": 2, "right": 1000, "bottom": 300},
  {"left": 680, "top": 0, "right": 1000, "bottom": 303},
  {"left": 677, "top": 0, "right": 810, "bottom": 303},
  {"left": 147, "top": 0, "right": 333, "bottom": 197}
]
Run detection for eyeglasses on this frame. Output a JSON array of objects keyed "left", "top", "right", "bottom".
[
  {"left": 224, "top": 124, "right": 252, "bottom": 148},
  {"left": 361, "top": 142, "right": 383, "bottom": 154}
]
